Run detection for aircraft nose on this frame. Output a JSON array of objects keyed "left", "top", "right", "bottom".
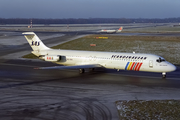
[{"left": 169, "top": 64, "right": 176, "bottom": 72}]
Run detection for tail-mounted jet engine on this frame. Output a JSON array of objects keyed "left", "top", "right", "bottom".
[{"left": 39, "top": 55, "right": 61, "bottom": 62}]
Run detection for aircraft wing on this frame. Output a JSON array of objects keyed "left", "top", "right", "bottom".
[{"left": 35, "top": 64, "right": 103, "bottom": 70}]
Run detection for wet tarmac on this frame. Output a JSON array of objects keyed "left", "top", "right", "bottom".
[
  {"left": 0, "top": 30, "right": 180, "bottom": 120},
  {"left": 0, "top": 59, "right": 180, "bottom": 120}
]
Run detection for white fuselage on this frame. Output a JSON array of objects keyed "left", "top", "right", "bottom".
[
  {"left": 100, "top": 29, "right": 117, "bottom": 33},
  {"left": 100, "top": 27, "right": 122, "bottom": 33},
  {"left": 38, "top": 49, "right": 176, "bottom": 73}
]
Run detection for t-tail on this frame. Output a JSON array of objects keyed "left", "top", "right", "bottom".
[{"left": 23, "top": 32, "right": 50, "bottom": 56}]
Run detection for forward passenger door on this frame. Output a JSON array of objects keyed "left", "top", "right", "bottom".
[{"left": 149, "top": 60, "right": 153, "bottom": 68}]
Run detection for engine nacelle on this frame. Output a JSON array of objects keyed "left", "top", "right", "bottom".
[{"left": 39, "top": 55, "right": 61, "bottom": 62}]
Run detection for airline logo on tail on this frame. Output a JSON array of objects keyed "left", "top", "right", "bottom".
[
  {"left": 31, "top": 41, "right": 40, "bottom": 46},
  {"left": 118, "top": 27, "right": 123, "bottom": 31},
  {"left": 117, "top": 27, "right": 123, "bottom": 32}
]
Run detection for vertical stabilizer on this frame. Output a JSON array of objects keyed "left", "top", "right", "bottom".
[
  {"left": 23, "top": 32, "right": 50, "bottom": 51},
  {"left": 117, "top": 27, "right": 123, "bottom": 32}
]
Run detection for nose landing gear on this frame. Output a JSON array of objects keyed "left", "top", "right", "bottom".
[
  {"left": 162, "top": 72, "right": 166, "bottom": 78},
  {"left": 79, "top": 69, "right": 85, "bottom": 74}
]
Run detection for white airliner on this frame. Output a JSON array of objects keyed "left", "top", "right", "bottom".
[
  {"left": 23, "top": 32, "right": 176, "bottom": 78},
  {"left": 99, "top": 27, "right": 123, "bottom": 34}
]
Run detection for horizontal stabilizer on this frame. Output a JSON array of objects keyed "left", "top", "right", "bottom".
[{"left": 22, "top": 32, "right": 36, "bottom": 36}]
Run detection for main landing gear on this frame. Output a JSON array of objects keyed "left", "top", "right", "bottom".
[
  {"left": 79, "top": 68, "right": 95, "bottom": 74},
  {"left": 162, "top": 72, "right": 166, "bottom": 78}
]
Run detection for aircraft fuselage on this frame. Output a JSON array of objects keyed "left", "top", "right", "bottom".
[{"left": 38, "top": 49, "right": 176, "bottom": 73}]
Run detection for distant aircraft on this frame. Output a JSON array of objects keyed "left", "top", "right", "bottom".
[
  {"left": 23, "top": 32, "right": 176, "bottom": 78},
  {"left": 99, "top": 27, "right": 123, "bottom": 34}
]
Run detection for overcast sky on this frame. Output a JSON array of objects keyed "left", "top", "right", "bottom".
[{"left": 0, "top": 0, "right": 180, "bottom": 19}]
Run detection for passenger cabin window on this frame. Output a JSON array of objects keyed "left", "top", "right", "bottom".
[{"left": 156, "top": 57, "right": 165, "bottom": 63}]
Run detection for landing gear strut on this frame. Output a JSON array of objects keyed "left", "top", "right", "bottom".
[
  {"left": 79, "top": 69, "right": 85, "bottom": 74},
  {"left": 162, "top": 72, "right": 166, "bottom": 78}
]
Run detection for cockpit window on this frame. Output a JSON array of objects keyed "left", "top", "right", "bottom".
[{"left": 156, "top": 57, "right": 166, "bottom": 63}]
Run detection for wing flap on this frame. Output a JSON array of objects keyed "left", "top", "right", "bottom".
[{"left": 35, "top": 64, "right": 102, "bottom": 70}]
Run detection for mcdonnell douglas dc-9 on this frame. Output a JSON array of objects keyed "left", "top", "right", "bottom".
[
  {"left": 99, "top": 27, "right": 123, "bottom": 34},
  {"left": 23, "top": 32, "right": 176, "bottom": 78}
]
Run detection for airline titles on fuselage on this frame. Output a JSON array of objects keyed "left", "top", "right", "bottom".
[{"left": 111, "top": 55, "right": 147, "bottom": 60}]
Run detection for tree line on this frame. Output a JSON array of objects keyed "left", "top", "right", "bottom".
[{"left": 0, "top": 18, "right": 180, "bottom": 24}]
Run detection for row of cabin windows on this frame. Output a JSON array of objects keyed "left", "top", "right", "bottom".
[
  {"left": 111, "top": 55, "right": 147, "bottom": 60},
  {"left": 67, "top": 56, "right": 147, "bottom": 60}
]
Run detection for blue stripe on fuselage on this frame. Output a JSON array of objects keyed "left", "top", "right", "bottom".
[{"left": 125, "top": 62, "right": 130, "bottom": 70}]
